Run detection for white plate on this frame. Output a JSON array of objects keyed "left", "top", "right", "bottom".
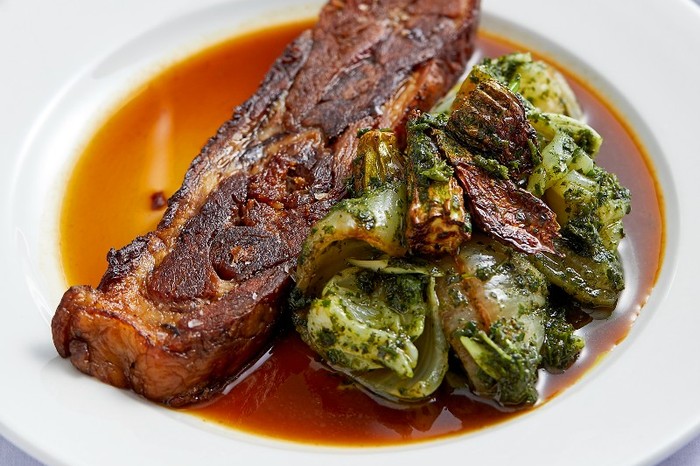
[{"left": 2, "top": 0, "right": 699, "bottom": 465}]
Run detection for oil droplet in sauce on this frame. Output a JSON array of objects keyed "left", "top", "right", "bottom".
[{"left": 60, "top": 21, "right": 664, "bottom": 446}]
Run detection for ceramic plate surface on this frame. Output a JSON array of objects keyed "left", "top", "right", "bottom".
[{"left": 2, "top": 0, "right": 699, "bottom": 464}]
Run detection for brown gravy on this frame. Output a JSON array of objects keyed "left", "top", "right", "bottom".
[{"left": 59, "top": 21, "right": 664, "bottom": 446}]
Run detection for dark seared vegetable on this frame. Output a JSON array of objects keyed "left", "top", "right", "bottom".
[
  {"left": 426, "top": 61, "right": 562, "bottom": 255},
  {"left": 435, "top": 128, "right": 560, "bottom": 255},
  {"left": 405, "top": 113, "right": 471, "bottom": 255},
  {"left": 447, "top": 74, "right": 539, "bottom": 184},
  {"left": 351, "top": 129, "right": 404, "bottom": 195}
]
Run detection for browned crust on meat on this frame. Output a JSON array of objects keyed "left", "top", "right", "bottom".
[{"left": 52, "top": 0, "right": 481, "bottom": 406}]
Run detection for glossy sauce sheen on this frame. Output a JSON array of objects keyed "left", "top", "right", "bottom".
[{"left": 60, "top": 21, "right": 664, "bottom": 445}]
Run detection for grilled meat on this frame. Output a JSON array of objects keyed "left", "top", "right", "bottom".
[{"left": 52, "top": 0, "right": 480, "bottom": 406}]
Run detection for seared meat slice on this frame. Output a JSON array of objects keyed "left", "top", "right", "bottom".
[{"left": 52, "top": 0, "right": 480, "bottom": 406}]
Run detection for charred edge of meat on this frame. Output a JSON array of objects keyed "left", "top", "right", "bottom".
[{"left": 52, "top": 0, "right": 482, "bottom": 406}]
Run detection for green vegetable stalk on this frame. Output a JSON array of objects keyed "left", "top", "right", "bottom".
[{"left": 294, "top": 130, "right": 407, "bottom": 294}]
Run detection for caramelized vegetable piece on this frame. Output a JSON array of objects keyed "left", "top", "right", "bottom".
[
  {"left": 405, "top": 114, "right": 471, "bottom": 255},
  {"left": 351, "top": 129, "right": 404, "bottom": 195},
  {"left": 435, "top": 130, "right": 560, "bottom": 255},
  {"left": 447, "top": 76, "right": 539, "bottom": 183}
]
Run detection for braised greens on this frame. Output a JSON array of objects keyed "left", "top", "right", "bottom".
[
  {"left": 289, "top": 52, "right": 630, "bottom": 408},
  {"left": 437, "top": 238, "right": 549, "bottom": 405}
]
